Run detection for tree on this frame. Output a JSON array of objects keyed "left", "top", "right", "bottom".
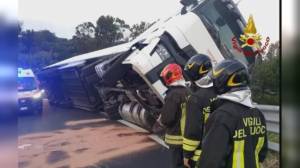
[
  {"left": 20, "top": 30, "right": 34, "bottom": 56},
  {"left": 251, "top": 41, "right": 279, "bottom": 105},
  {"left": 115, "top": 18, "right": 130, "bottom": 29},
  {"left": 18, "top": 16, "right": 148, "bottom": 71},
  {"left": 130, "top": 21, "right": 151, "bottom": 40},
  {"left": 95, "top": 15, "right": 129, "bottom": 48},
  {"left": 75, "top": 22, "right": 96, "bottom": 38},
  {"left": 72, "top": 22, "right": 98, "bottom": 55},
  {"left": 70, "top": 36, "right": 98, "bottom": 55},
  {"left": 266, "top": 41, "right": 280, "bottom": 60},
  {"left": 19, "top": 30, "right": 73, "bottom": 71},
  {"left": 115, "top": 18, "right": 130, "bottom": 42}
]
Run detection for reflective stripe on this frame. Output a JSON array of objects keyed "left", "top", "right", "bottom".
[
  {"left": 183, "top": 143, "right": 197, "bottom": 151},
  {"left": 180, "top": 102, "right": 187, "bottom": 135},
  {"left": 182, "top": 137, "right": 200, "bottom": 151},
  {"left": 194, "top": 149, "right": 201, "bottom": 156},
  {"left": 203, "top": 106, "right": 211, "bottom": 123},
  {"left": 192, "top": 155, "right": 200, "bottom": 161},
  {"left": 165, "top": 134, "right": 182, "bottom": 140},
  {"left": 232, "top": 140, "right": 245, "bottom": 168},
  {"left": 204, "top": 112, "right": 209, "bottom": 123},
  {"left": 183, "top": 138, "right": 200, "bottom": 146},
  {"left": 192, "top": 150, "right": 201, "bottom": 161},
  {"left": 165, "top": 134, "right": 183, "bottom": 145},
  {"left": 255, "top": 137, "right": 265, "bottom": 168},
  {"left": 165, "top": 138, "right": 183, "bottom": 145}
]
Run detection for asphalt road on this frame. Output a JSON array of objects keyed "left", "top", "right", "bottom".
[{"left": 18, "top": 100, "right": 172, "bottom": 168}]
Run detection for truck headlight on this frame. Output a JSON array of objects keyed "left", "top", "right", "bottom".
[{"left": 32, "top": 90, "right": 44, "bottom": 99}]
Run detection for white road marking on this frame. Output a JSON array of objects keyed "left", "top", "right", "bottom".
[
  {"left": 65, "top": 118, "right": 107, "bottom": 126},
  {"left": 117, "top": 120, "right": 169, "bottom": 149},
  {"left": 117, "top": 120, "right": 148, "bottom": 133},
  {"left": 149, "top": 134, "right": 169, "bottom": 149}
]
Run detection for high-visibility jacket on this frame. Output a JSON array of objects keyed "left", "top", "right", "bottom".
[
  {"left": 198, "top": 99, "right": 268, "bottom": 168},
  {"left": 182, "top": 86, "right": 217, "bottom": 161},
  {"left": 160, "top": 85, "right": 189, "bottom": 146}
]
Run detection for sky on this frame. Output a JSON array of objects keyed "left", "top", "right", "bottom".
[
  {"left": 0, "top": 0, "right": 17, "bottom": 21},
  {"left": 18, "top": 0, "right": 279, "bottom": 43}
]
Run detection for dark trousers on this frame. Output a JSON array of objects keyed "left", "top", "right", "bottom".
[
  {"left": 169, "top": 146, "right": 184, "bottom": 168},
  {"left": 188, "top": 160, "right": 196, "bottom": 168}
]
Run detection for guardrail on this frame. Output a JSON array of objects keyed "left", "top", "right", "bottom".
[{"left": 256, "top": 104, "right": 280, "bottom": 152}]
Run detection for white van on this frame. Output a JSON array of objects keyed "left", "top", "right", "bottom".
[{"left": 17, "top": 68, "right": 44, "bottom": 115}]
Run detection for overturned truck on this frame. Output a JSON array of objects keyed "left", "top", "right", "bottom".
[{"left": 38, "top": 0, "right": 255, "bottom": 131}]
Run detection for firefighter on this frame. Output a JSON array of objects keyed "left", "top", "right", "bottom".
[
  {"left": 182, "top": 54, "right": 217, "bottom": 168},
  {"left": 198, "top": 59, "right": 268, "bottom": 168},
  {"left": 159, "top": 63, "right": 189, "bottom": 168}
]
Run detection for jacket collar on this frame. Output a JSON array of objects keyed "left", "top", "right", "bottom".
[
  {"left": 194, "top": 75, "right": 213, "bottom": 88},
  {"left": 218, "top": 88, "right": 254, "bottom": 108},
  {"left": 169, "top": 79, "right": 186, "bottom": 87}
]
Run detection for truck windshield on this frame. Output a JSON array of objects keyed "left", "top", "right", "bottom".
[
  {"left": 18, "top": 77, "right": 37, "bottom": 91},
  {"left": 192, "top": 0, "right": 255, "bottom": 65}
]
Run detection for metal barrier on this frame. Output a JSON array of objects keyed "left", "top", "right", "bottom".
[{"left": 256, "top": 104, "right": 280, "bottom": 152}]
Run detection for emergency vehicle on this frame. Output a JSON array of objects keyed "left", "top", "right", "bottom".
[{"left": 18, "top": 68, "right": 44, "bottom": 115}]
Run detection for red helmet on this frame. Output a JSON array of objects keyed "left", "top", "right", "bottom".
[{"left": 160, "top": 63, "right": 183, "bottom": 86}]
